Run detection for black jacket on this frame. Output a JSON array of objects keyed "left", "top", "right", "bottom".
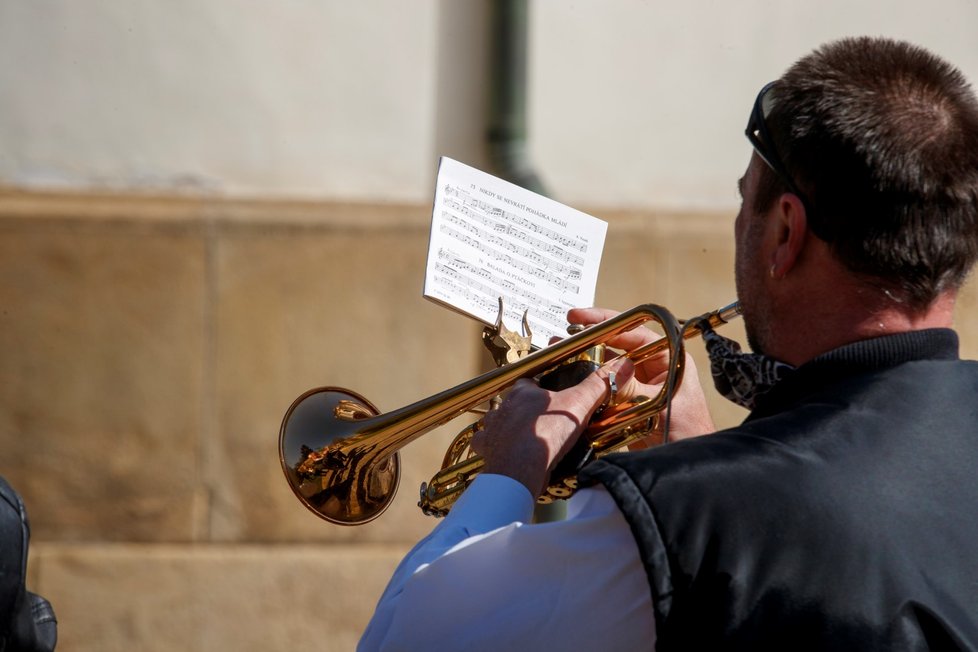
[
  {"left": 581, "top": 329, "right": 978, "bottom": 650},
  {"left": 0, "top": 477, "right": 57, "bottom": 651}
]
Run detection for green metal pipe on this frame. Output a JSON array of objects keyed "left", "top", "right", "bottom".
[{"left": 487, "top": 0, "right": 548, "bottom": 196}]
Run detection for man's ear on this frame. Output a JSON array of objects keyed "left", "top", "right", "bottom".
[{"left": 770, "top": 193, "right": 808, "bottom": 279}]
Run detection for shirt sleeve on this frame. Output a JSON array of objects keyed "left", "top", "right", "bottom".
[{"left": 358, "top": 474, "right": 656, "bottom": 651}]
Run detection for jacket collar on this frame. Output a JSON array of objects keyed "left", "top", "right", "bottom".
[{"left": 748, "top": 328, "right": 959, "bottom": 420}]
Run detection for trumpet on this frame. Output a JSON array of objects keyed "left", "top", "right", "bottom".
[{"left": 279, "top": 301, "right": 741, "bottom": 525}]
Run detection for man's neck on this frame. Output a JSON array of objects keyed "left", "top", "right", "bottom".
[
  {"left": 851, "top": 291, "right": 956, "bottom": 338},
  {"left": 767, "top": 279, "right": 957, "bottom": 367}
]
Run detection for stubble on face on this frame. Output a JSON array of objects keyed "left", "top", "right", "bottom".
[{"left": 734, "top": 158, "right": 775, "bottom": 356}]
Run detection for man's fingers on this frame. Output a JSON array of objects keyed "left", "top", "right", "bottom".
[
  {"left": 604, "top": 329, "right": 663, "bottom": 352},
  {"left": 575, "top": 358, "right": 636, "bottom": 415},
  {"left": 567, "top": 307, "right": 619, "bottom": 324},
  {"left": 566, "top": 307, "right": 662, "bottom": 352}
]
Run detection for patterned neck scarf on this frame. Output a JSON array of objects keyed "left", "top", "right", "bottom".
[{"left": 697, "top": 322, "right": 795, "bottom": 411}]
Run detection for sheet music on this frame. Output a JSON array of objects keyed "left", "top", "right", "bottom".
[{"left": 424, "top": 157, "right": 607, "bottom": 350}]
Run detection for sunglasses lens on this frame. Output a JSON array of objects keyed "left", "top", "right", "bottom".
[
  {"left": 746, "top": 83, "right": 789, "bottom": 177},
  {"left": 760, "top": 85, "right": 777, "bottom": 119}
]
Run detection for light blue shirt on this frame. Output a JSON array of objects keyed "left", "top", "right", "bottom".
[{"left": 359, "top": 474, "right": 656, "bottom": 651}]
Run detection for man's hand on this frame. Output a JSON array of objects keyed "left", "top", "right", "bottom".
[
  {"left": 470, "top": 306, "right": 718, "bottom": 498},
  {"left": 568, "top": 307, "right": 716, "bottom": 443},
  {"left": 471, "top": 359, "right": 632, "bottom": 498}
]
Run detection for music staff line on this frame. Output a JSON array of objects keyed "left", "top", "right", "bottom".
[
  {"left": 440, "top": 210, "right": 585, "bottom": 272},
  {"left": 437, "top": 247, "right": 581, "bottom": 297},
  {"left": 442, "top": 199, "right": 587, "bottom": 265},
  {"left": 431, "top": 278, "right": 570, "bottom": 335},
  {"left": 443, "top": 205, "right": 587, "bottom": 270},
  {"left": 432, "top": 262, "right": 571, "bottom": 332},
  {"left": 438, "top": 226, "right": 582, "bottom": 294},
  {"left": 442, "top": 185, "right": 589, "bottom": 255}
]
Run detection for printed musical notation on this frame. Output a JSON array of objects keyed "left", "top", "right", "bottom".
[
  {"left": 432, "top": 263, "right": 570, "bottom": 334},
  {"left": 423, "top": 157, "right": 607, "bottom": 349},
  {"left": 438, "top": 223, "right": 582, "bottom": 293},
  {"left": 442, "top": 195, "right": 589, "bottom": 254}
]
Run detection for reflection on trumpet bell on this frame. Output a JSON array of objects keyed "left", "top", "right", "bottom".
[
  {"left": 279, "top": 301, "right": 742, "bottom": 526},
  {"left": 279, "top": 387, "right": 402, "bottom": 525}
]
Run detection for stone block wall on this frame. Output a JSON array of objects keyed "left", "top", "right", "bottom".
[{"left": 2, "top": 191, "right": 976, "bottom": 650}]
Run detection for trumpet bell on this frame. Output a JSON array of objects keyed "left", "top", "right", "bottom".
[{"left": 279, "top": 387, "right": 400, "bottom": 525}]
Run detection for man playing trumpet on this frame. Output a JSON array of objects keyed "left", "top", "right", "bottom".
[{"left": 361, "top": 36, "right": 978, "bottom": 650}]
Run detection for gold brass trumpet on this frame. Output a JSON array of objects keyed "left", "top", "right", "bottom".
[{"left": 279, "top": 301, "right": 741, "bottom": 525}]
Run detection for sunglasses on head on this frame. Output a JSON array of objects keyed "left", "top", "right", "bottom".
[{"left": 745, "top": 81, "right": 812, "bottom": 210}]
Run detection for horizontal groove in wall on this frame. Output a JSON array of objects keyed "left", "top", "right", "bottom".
[{"left": 0, "top": 189, "right": 732, "bottom": 238}]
